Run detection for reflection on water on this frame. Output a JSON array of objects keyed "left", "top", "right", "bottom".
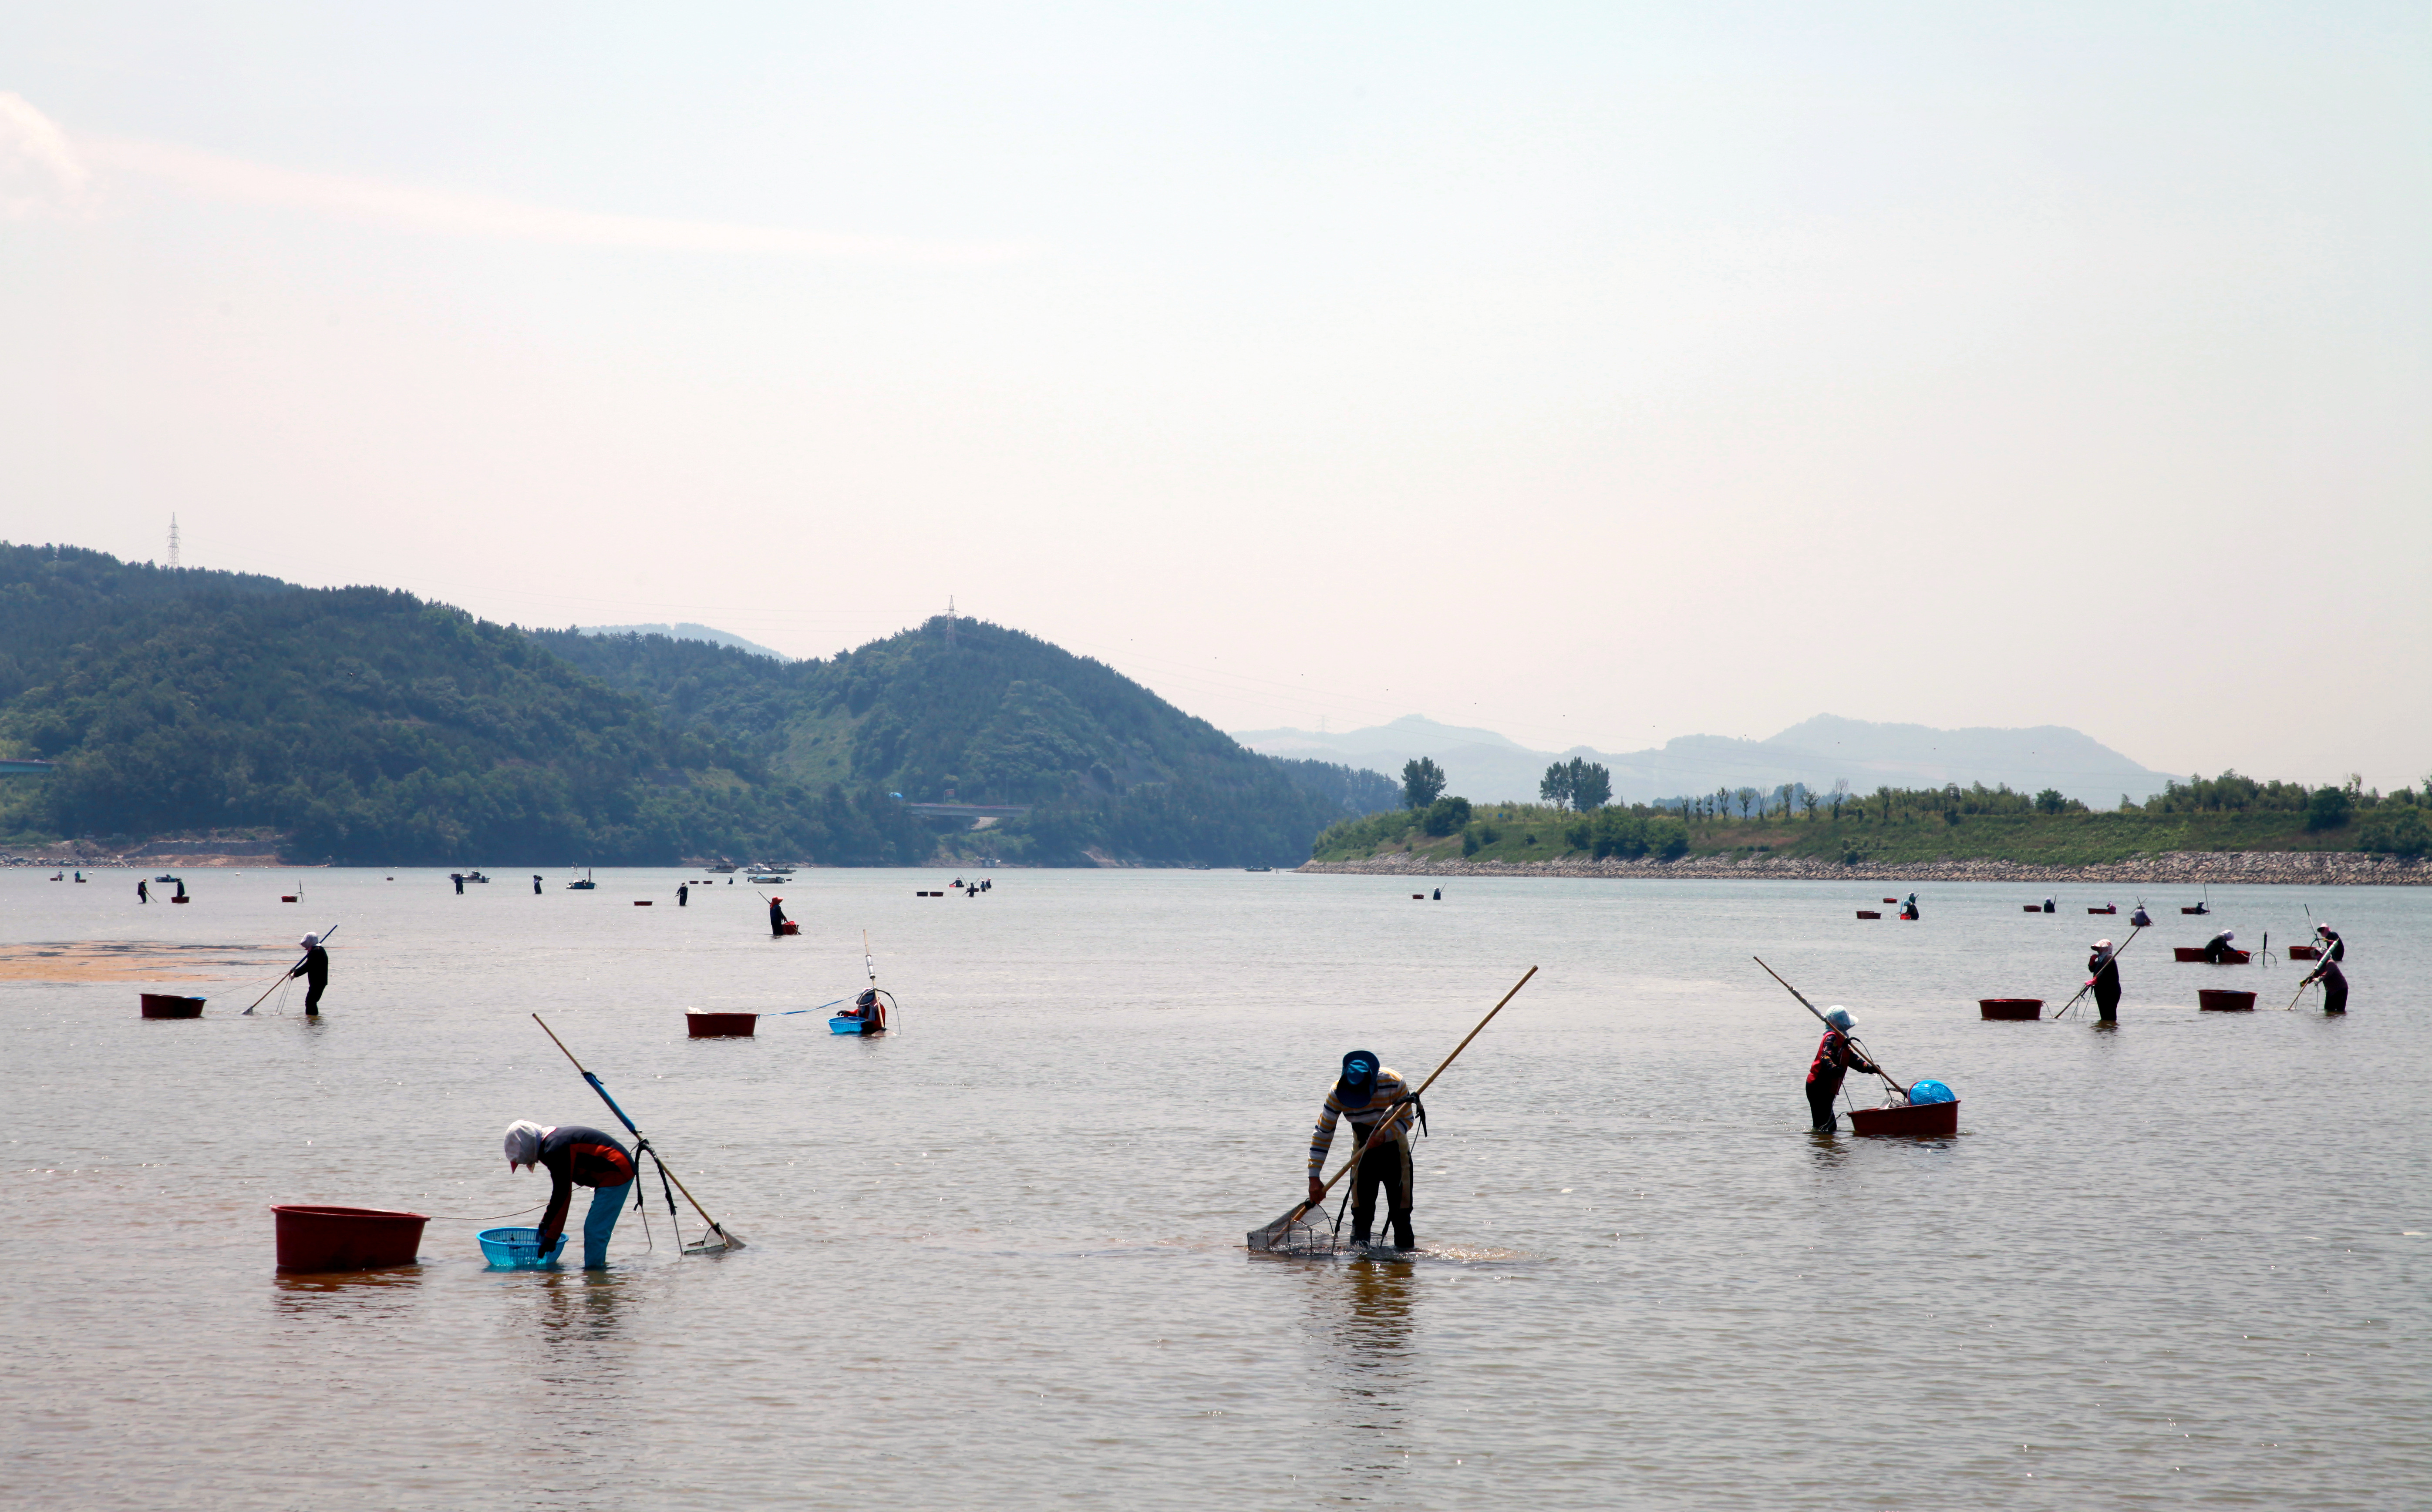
[
  {"left": 1300, "top": 1255, "right": 1420, "bottom": 1492},
  {"left": 270, "top": 1266, "right": 426, "bottom": 1323}
]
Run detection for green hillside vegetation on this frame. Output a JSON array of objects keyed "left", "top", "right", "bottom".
[
  {"left": 1313, "top": 773, "right": 2432, "bottom": 867},
  {"left": 0, "top": 545, "right": 923, "bottom": 865},
  {"left": 545, "top": 618, "right": 1393, "bottom": 866}
]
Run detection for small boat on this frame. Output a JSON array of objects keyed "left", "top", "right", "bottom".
[
  {"left": 156, "top": 873, "right": 180, "bottom": 884},
  {"left": 747, "top": 874, "right": 789, "bottom": 884},
  {"left": 140, "top": 992, "right": 206, "bottom": 1019},
  {"left": 829, "top": 1015, "right": 883, "bottom": 1035},
  {"left": 566, "top": 869, "right": 596, "bottom": 890},
  {"left": 1847, "top": 1100, "right": 1959, "bottom": 1137},
  {"left": 461, "top": 870, "right": 490, "bottom": 884},
  {"left": 1245, "top": 865, "right": 1272, "bottom": 873},
  {"left": 707, "top": 863, "right": 738, "bottom": 873},
  {"left": 2173, "top": 947, "right": 2250, "bottom": 964},
  {"left": 1978, "top": 998, "right": 2043, "bottom": 1020},
  {"left": 2088, "top": 904, "right": 2116, "bottom": 915}
]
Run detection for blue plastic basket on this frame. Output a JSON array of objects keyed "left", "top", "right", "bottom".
[{"left": 478, "top": 1226, "right": 566, "bottom": 1269}]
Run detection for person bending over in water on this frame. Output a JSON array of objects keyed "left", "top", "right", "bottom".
[
  {"left": 1307, "top": 1050, "right": 1420, "bottom": 1251},
  {"left": 505, "top": 1121, "right": 636, "bottom": 1268},
  {"left": 2203, "top": 929, "right": 2238, "bottom": 964},
  {"left": 2302, "top": 955, "right": 2348, "bottom": 1014}
]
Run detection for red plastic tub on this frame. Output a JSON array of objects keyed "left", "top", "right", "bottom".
[
  {"left": 686, "top": 1011, "right": 759, "bottom": 1037},
  {"left": 272, "top": 1205, "right": 428, "bottom": 1271},
  {"left": 170, "top": 896, "right": 190, "bottom": 904},
  {"left": 634, "top": 900, "right": 653, "bottom": 907},
  {"left": 2288, "top": 944, "right": 2319, "bottom": 960},
  {"left": 776, "top": 920, "right": 799, "bottom": 935},
  {"left": 280, "top": 895, "right": 298, "bottom": 903},
  {"left": 1979, "top": 998, "right": 2044, "bottom": 1020},
  {"left": 2088, "top": 905, "right": 2115, "bottom": 914},
  {"left": 1882, "top": 897, "right": 1898, "bottom": 904},
  {"left": 2174, "top": 947, "right": 2250, "bottom": 964},
  {"left": 1855, "top": 910, "right": 1881, "bottom": 920},
  {"left": 2022, "top": 905, "right": 2041, "bottom": 913},
  {"left": 1848, "top": 1100, "right": 1959, "bottom": 1137},
  {"left": 2199, "top": 989, "right": 2257, "bottom": 1011},
  {"left": 2180, "top": 906, "right": 2206, "bottom": 914},
  {"left": 140, "top": 993, "right": 205, "bottom": 1018}
]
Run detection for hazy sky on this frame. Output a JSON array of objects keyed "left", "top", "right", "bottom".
[{"left": 4, "top": 3, "right": 2425, "bottom": 787}]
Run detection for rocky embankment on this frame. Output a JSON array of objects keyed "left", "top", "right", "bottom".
[{"left": 1300, "top": 850, "right": 2427, "bottom": 886}]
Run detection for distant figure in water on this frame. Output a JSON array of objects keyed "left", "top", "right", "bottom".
[
  {"left": 532, "top": 874, "right": 543, "bottom": 894},
  {"left": 451, "top": 873, "right": 465, "bottom": 895},
  {"left": 291, "top": 933, "right": 330, "bottom": 1016},
  {"left": 137, "top": 878, "right": 149, "bottom": 904},
  {"left": 768, "top": 896, "right": 788, "bottom": 936},
  {"left": 2042, "top": 897, "right": 2056, "bottom": 914},
  {"left": 2303, "top": 955, "right": 2348, "bottom": 1014},
  {"left": 2130, "top": 904, "right": 2153, "bottom": 927},
  {"left": 2087, "top": 938, "right": 2122, "bottom": 1023},
  {"left": 2203, "top": 929, "right": 2238, "bottom": 964},
  {"left": 1805, "top": 1008, "right": 1880, "bottom": 1132},
  {"left": 1432, "top": 887, "right": 1442, "bottom": 900},
  {"left": 1900, "top": 892, "right": 1920, "bottom": 920},
  {"left": 677, "top": 884, "right": 688, "bottom": 907},
  {"left": 2314, "top": 923, "right": 2344, "bottom": 963}
]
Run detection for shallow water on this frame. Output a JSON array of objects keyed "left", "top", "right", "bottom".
[{"left": 3, "top": 867, "right": 2425, "bottom": 1509}]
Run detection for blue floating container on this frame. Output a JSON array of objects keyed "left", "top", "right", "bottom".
[
  {"left": 1907, "top": 1079, "right": 1956, "bottom": 1105},
  {"left": 478, "top": 1226, "right": 566, "bottom": 1269},
  {"left": 829, "top": 1015, "right": 872, "bottom": 1035}
]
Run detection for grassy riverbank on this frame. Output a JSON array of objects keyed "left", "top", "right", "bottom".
[{"left": 1313, "top": 803, "right": 2382, "bottom": 870}]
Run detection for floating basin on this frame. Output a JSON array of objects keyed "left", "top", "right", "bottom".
[
  {"left": 2174, "top": 948, "right": 2251, "bottom": 964},
  {"left": 686, "top": 1011, "right": 758, "bottom": 1037},
  {"left": 2022, "top": 905, "right": 2042, "bottom": 913},
  {"left": 273, "top": 1204, "right": 427, "bottom": 1272},
  {"left": 2288, "top": 944, "right": 2319, "bottom": 960},
  {"left": 2199, "top": 989, "right": 2258, "bottom": 1012},
  {"left": 1855, "top": 910, "right": 1881, "bottom": 920},
  {"left": 2088, "top": 905, "right": 2115, "bottom": 914},
  {"left": 140, "top": 992, "right": 205, "bottom": 1019},
  {"left": 1978, "top": 998, "right": 2044, "bottom": 1020},
  {"left": 1847, "top": 1101, "right": 1959, "bottom": 1138},
  {"left": 829, "top": 1015, "right": 881, "bottom": 1035}
]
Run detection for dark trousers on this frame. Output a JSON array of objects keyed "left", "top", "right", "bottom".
[
  {"left": 2095, "top": 982, "right": 2121, "bottom": 1022},
  {"left": 1349, "top": 1133, "right": 1414, "bottom": 1250},
  {"left": 303, "top": 980, "right": 326, "bottom": 1015},
  {"left": 2321, "top": 970, "right": 2348, "bottom": 1014},
  {"left": 1807, "top": 1075, "right": 1843, "bottom": 1131}
]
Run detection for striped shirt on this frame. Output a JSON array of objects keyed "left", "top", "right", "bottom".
[{"left": 1308, "top": 1068, "right": 1416, "bottom": 1176}]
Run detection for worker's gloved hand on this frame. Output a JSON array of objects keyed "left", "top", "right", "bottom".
[{"left": 1307, "top": 1176, "right": 1325, "bottom": 1206}]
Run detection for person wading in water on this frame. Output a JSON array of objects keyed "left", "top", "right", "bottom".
[
  {"left": 1805, "top": 1008, "right": 1880, "bottom": 1132},
  {"left": 1306, "top": 1050, "right": 1420, "bottom": 1252},
  {"left": 136, "top": 878, "right": 149, "bottom": 904},
  {"left": 290, "top": 933, "right": 331, "bottom": 1017},
  {"left": 2087, "top": 938, "right": 2123, "bottom": 1023},
  {"left": 504, "top": 1121, "right": 636, "bottom": 1268},
  {"left": 2203, "top": 928, "right": 2238, "bottom": 964},
  {"left": 2301, "top": 952, "right": 2349, "bottom": 1014},
  {"left": 768, "top": 896, "right": 789, "bottom": 936}
]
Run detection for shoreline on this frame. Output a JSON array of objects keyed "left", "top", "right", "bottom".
[{"left": 1297, "top": 849, "right": 2429, "bottom": 886}]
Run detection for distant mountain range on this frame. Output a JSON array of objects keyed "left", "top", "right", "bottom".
[
  {"left": 576, "top": 622, "right": 792, "bottom": 661},
  {"left": 1234, "top": 713, "right": 2179, "bottom": 807}
]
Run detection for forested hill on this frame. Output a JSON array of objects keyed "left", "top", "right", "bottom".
[
  {"left": 0, "top": 546, "right": 1393, "bottom": 866},
  {"left": 0, "top": 545, "right": 923, "bottom": 865},
  {"left": 539, "top": 618, "right": 1398, "bottom": 865}
]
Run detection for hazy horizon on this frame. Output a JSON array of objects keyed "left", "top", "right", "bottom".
[{"left": 4, "top": 4, "right": 2423, "bottom": 788}]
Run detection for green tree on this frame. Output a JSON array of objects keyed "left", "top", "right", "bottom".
[
  {"left": 1735, "top": 786, "right": 1758, "bottom": 819},
  {"left": 1568, "top": 758, "right": 1612, "bottom": 811},
  {"left": 1538, "top": 761, "right": 1573, "bottom": 810},
  {"left": 2035, "top": 788, "right": 2067, "bottom": 815},
  {"left": 1421, "top": 794, "right": 1471, "bottom": 836},
  {"left": 2305, "top": 785, "right": 2353, "bottom": 831},
  {"left": 1402, "top": 757, "right": 1447, "bottom": 809}
]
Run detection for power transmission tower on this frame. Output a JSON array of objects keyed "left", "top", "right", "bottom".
[
  {"left": 168, "top": 514, "right": 181, "bottom": 570},
  {"left": 944, "top": 595, "right": 957, "bottom": 647}
]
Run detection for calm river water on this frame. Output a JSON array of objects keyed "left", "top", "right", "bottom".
[{"left": 3, "top": 867, "right": 2425, "bottom": 1509}]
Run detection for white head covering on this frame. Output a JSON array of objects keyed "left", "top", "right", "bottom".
[
  {"left": 2221, "top": 930, "right": 2235, "bottom": 942},
  {"left": 299, "top": 934, "right": 319, "bottom": 948},
  {"left": 2092, "top": 938, "right": 2114, "bottom": 954},
  {"left": 1825, "top": 1006, "right": 1856, "bottom": 1031},
  {"left": 503, "top": 1120, "right": 552, "bottom": 1170}
]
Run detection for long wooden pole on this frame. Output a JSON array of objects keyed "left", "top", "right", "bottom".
[
  {"left": 1752, "top": 955, "right": 1908, "bottom": 1095},
  {"left": 1272, "top": 965, "right": 1537, "bottom": 1232},
  {"left": 531, "top": 1014, "right": 742, "bottom": 1248}
]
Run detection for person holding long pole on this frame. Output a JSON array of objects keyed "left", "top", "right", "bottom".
[
  {"left": 2087, "top": 938, "right": 2124, "bottom": 1023},
  {"left": 288, "top": 933, "right": 332, "bottom": 1016},
  {"left": 502, "top": 1120, "right": 636, "bottom": 1269},
  {"left": 1805, "top": 1007, "right": 1880, "bottom": 1132},
  {"left": 1305, "top": 1050, "right": 1421, "bottom": 1252}
]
